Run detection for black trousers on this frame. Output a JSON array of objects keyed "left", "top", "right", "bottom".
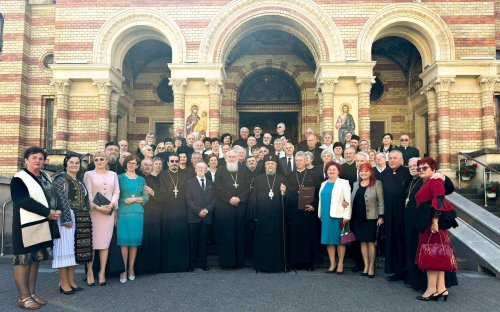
[{"left": 188, "top": 222, "right": 209, "bottom": 268}]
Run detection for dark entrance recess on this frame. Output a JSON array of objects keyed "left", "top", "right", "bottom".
[
  {"left": 370, "top": 121, "right": 385, "bottom": 148},
  {"left": 237, "top": 70, "right": 301, "bottom": 141},
  {"left": 239, "top": 112, "right": 299, "bottom": 142}
]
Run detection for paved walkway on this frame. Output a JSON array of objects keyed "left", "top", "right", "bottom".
[{"left": 0, "top": 264, "right": 498, "bottom": 312}]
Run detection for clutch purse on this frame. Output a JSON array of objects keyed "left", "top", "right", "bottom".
[
  {"left": 340, "top": 221, "right": 357, "bottom": 245},
  {"left": 417, "top": 232, "right": 458, "bottom": 272},
  {"left": 93, "top": 192, "right": 113, "bottom": 216}
]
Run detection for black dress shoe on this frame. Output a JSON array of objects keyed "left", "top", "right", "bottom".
[
  {"left": 360, "top": 272, "right": 368, "bottom": 276},
  {"left": 98, "top": 282, "right": 106, "bottom": 286},
  {"left": 367, "top": 274, "right": 375, "bottom": 279},
  {"left": 59, "top": 287, "right": 74, "bottom": 295},
  {"left": 71, "top": 286, "right": 84, "bottom": 291},
  {"left": 200, "top": 266, "right": 209, "bottom": 271}
]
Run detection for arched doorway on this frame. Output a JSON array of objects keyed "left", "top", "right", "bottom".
[
  {"left": 224, "top": 29, "right": 317, "bottom": 141},
  {"left": 237, "top": 70, "right": 301, "bottom": 141},
  {"left": 120, "top": 39, "right": 174, "bottom": 146}
]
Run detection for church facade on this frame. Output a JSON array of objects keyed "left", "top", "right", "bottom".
[{"left": 0, "top": 0, "right": 499, "bottom": 176}]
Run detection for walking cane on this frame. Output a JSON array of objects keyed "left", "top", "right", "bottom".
[{"left": 281, "top": 184, "right": 287, "bottom": 273}]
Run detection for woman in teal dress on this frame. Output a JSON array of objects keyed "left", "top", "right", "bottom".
[
  {"left": 117, "top": 155, "right": 148, "bottom": 283},
  {"left": 317, "top": 161, "right": 352, "bottom": 274}
]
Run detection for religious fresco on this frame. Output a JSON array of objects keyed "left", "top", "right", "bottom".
[
  {"left": 185, "top": 100, "right": 209, "bottom": 140},
  {"left": 335, "top": 103, "right": 356, "bottom": 144}
]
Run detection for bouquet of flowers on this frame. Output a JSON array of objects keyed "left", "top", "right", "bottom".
[{"left": 457, "top": 161, "right": 477, "bottom": 179}]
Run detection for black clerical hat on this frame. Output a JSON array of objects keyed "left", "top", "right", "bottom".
[
  {"left": 263, "top": 154, "right": 279, "bottom": 164},
  {"left": 105, "top": 141, "right": 118, "bottom": 148},
  {"left": 163, "top": 138, "right": 174, "bottom": 144},
  {"left": 351, "top": 134, "right": 360, "bottom": 141}
]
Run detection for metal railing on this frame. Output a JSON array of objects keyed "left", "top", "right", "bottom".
[
  {"left": 458, "top": 152, "right": 500, "bottom": 207},
  {"left": 1, "top": 199, "right": 12, "bottom": 256}
]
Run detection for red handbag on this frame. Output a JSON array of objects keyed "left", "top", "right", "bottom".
[
  {"left": 417, "top": 232, "right": 458, "bottom": 272},
  {"left": 340, "top": 221, "right": 357, "bottom": 245}
]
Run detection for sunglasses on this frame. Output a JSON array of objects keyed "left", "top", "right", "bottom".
[
  {"left": 169, "top": 160, "right": 179, "bottom": 163},
  {"left": 400, "top": 138, "right": 409, "bottom": 142},
  {"left": 94, "top": 157, "right": 105, "bottom": 162},
  {"left": 417, "top": 166, "right": 430, "bottom": 172}
]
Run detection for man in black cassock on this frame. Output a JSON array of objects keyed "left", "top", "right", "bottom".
[
  {"left": 250, "top": 155, "right": 288, "bottom": 272},
  {"left": 214, "top": 150, "right": 250, "bottom": 268},
  {"left": 157, "top": 153, "right": 190, "bottom": 272},
  {"left": 244, "top": 156, "right": 259, "bottom": 257},
  {"left": 379, "top": 150, "right": 412, "bottom": 281},
  {"left": 286, "top": 151, "right": 320, "bottom": 270}
]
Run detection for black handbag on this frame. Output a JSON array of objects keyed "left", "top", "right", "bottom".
[{"left": 93, "top": 192, "right": 113, "bottom": 216}]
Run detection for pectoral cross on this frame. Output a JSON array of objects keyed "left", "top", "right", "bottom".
[
  {"left": 173, "top": 187, "right": 179, "bottom": 198},
  {"left": 233, "top": 182, "right": 239, "bottom": 188}
]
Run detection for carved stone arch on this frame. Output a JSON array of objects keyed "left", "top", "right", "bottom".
[
  {"left": 357, "top": 3, "right": 455, "bottom": 67},
  {"left": 199, "top": 0, "right": 344, "bottom": 64},
  {"left": 92, "top": 8, "right": 186, "bottom": 68}
]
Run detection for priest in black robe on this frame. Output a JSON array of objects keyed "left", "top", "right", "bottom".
[
  {"left": 214, "top": 150, "right": 250, "bottom": 268},
  {"left": 244, "top": 156, "right": 259, "bottom": 257},
  {"left": 136, "top": 158, "right": 161, "bottom": 273},
  {"left": 250, "top": 155, "right": 288, "bottom": 272},
  {"left": 286, "top": 151, "right": 320, "bottom": 270},
  {"left": 157, "top": 154, "right": 190, "bottom": 273},
  {"left": 379, "top": 150, "right": 412, "bottom": 281},
  {"left": 404, "top": 157, "right": 458, "bottom": 291}
]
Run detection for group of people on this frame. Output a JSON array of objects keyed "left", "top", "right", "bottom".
[{"left": 10, "top": 123, "right": 458, "bottom": 310}]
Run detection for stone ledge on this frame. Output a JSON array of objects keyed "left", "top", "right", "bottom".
[{"left": 465, "top": 149, "right": 500, "bottom": 158}]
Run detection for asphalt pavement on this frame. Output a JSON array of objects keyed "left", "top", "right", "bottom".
[{"left": 0, "top": 263, "right": 498, "bottom": 312}]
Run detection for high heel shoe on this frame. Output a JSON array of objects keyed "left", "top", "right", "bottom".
[
  {"left": 416, "top": 292, "right": 437, "bottom": 301},
  {"left": 71, "top": 286, "right": 84, "bottom": 291},
  {"left": 326, "top": 267, "right": 337, "bottom": 273},
  {"left": 432, "top": 290, "right": 449, "bottom": 301},
  {"left": 59, "top": 287, "right": 75, "bottom": 295}
]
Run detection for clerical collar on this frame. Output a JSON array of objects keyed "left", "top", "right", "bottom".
[{"left": 296, "top": 168, "right": 306, "bottom": 173}]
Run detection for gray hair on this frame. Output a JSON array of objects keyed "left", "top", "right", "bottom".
[
  {"left": 355, "top": 151, "right": 369, "bottom": 161},
  {"left": 295, "top": 151, "right": 306, "bottom": 159},
  {"left": 304, "top": 151, "right": 314, "bottom": 161},
  {"left": 321, "top": 149, "right": 334, "bottom": 159}
]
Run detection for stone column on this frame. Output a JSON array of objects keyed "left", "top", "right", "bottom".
[
  {"left": 93, "top": 80, "right": 116, "bottom": 147},
  {"left": 109, "top": 89, "right": 124, "bottom": 142},
  {"left": 205, "top": 79, "right": 224, "bottom": 138},
  {"left": 169, "top": 79, "right": 187, "bottom": 135},
  {"left": 431, "top": 77, "right": 455, "bottom": 169},
  {"left": 356, "top": 77, "right": 375, "bottom": 141},
  {"left": 422, "top": 87, "right": 438, "bottom": 159},
  {"left": 477, "top": 76, "right": 499, "bottom": 149},
  {"left": 50, "top": 79, "right": 71, "bottom": 150},
  {"left": 316, "top": 90, "right": 324, "bottom": 134},
  {"left": 317, "top": 78, "right": 338, "bottom": 137}
]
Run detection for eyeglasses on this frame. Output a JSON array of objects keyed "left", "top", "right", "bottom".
[
  {"left": 158, "top": 146, "right": 165, "bottom": 149},
  {"left": 417, "top": 166, "right": 430, "bottom": 172},
  {"left": 128, "top": 162, "right": 137, "bottom": 166},
  {"left": 400, "top": 138, "right": 409, "bottom": 142},
  {"left": 169, "top": 160, "right": 179, "bottom": 163},
  {"left": 94, "top": 157, "right": 105, "bottom": 162},
  {"left": 145, "top": 148, "right": 153, "bottom": 151}
]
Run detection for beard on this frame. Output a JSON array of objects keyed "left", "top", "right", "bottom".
[
  {"left": 266, "top": 169, "right": 276, "bottom": 176},
  {"left": 226, "top": 162, "right": 238, "bottom": 172},
  {"left": 108, "top": 154, "right": 118, "bottom": 164},
  {"left": 166, "top": 147, "right": 173, "bottom": 153}
]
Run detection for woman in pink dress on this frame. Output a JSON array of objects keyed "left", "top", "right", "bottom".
[{"left": 83, "top": 151, "right": 120, "bottom": 286}]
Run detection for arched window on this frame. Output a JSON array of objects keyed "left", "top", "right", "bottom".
[
  {"left": 0, "top": 13, "right": 4, "bottom": 53},
  {"left": 238, "top": 71, "right": 300, "bottom": 104}
]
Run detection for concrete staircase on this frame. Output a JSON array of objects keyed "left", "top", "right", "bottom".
[
  {"left": 447, "top": 192, "right": 500, "bottom": 279},
  {"left": 455, "top": 188, "right": 500, "bottom": 218}
]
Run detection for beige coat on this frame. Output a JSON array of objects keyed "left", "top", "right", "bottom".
[{"left": 350, "top": 180, "right": 384, "bottom": 220}]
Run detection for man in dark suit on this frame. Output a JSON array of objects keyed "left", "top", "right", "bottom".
[
  {"left": 186, "top": 162, "right": 215, "bottom": 271},
  {"left": 279, "top": 142, "right": 295, "bottom": 175},
  {"left": 396, "top": 134, "right": 420, "bottom": 166}
]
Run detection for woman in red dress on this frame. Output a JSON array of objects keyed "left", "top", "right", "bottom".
[{"left": 414, "top": 157, "right": 457, "bottom": 301}]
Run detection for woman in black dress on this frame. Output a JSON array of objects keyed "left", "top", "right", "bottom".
[{"left": 350, "top": 163, "right": 384, "bottom": 278}]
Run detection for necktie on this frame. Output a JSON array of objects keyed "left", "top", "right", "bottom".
[
  {"left": 287, "top": 157, "right": 292, "bottom": 172},
  {"left": 201, "top": 178, "right": 205, "bottom": 191}
]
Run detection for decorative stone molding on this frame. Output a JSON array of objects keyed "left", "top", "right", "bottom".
[
  {"left": 431, "top": 77, "right": 455, "bottom": 93},
  {"left": 355, "top": 77, "right": 376, "bottom": 93},
  {"left": 93, "top": 8, "right": 186, "bottom": 66},
  {"left": 93, "top": 80, "right": 115, "bottom": 96},
  {"left": 477, "top": 76, "right": 500, "bottom": 93},
  {"left": 168, "top": 79, "right": 187, "bottom": 94},
  {"left": 317, "top": 78, "right": 338, "bottom": 94},
  {"left": 50, "top": 79, "right": 71, "bottom": 95},
  {"left": 357, "top": 4, "right": 455, "bottom": 66},
  {"left": 198, "top": 0, "right": 344, "bottom": 64},
  {"left": 205, "top": 79, "right": 224, "bottom": 95}
]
